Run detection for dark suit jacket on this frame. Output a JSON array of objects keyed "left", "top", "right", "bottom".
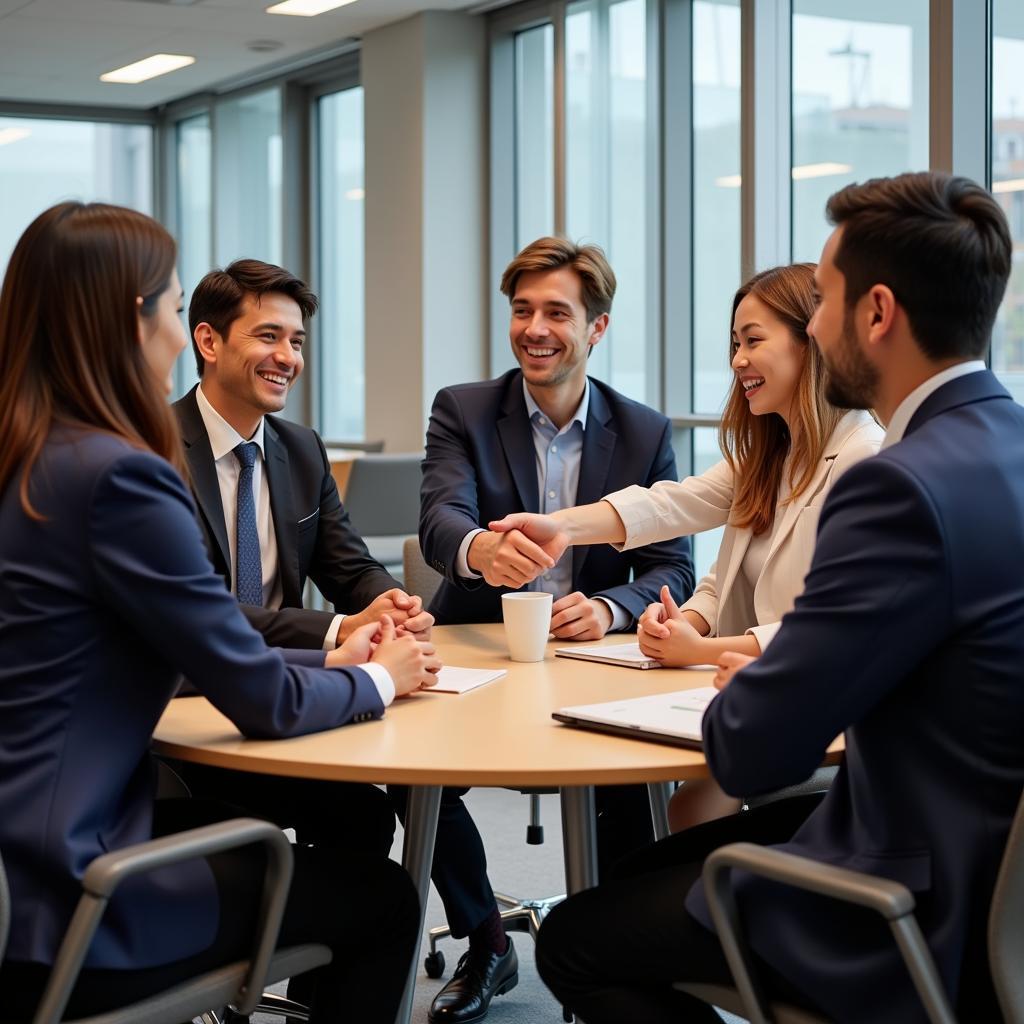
[
  {"left": 0, "top": 429, "right": 384, "bottom": 970},
  {"left": 688, "top": 371, "right": 1024, "bottom": 1022},
  {"left": 174, "top": 387, "right": 400, "bottom": 648},
  {"left": 420, "top": 370, "right": 694, "bottom": 625}
]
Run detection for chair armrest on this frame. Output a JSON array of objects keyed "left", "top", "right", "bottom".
[
  {"left": 34, "top": 818, "right": 292, "bottom": 1024},
  {"left": 700, "top": 842, "right": 956, "bottom": 1024}
]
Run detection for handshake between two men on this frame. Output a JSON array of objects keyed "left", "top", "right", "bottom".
[{"left": 468, "top": 512, "right": 616, "bottom": 641}]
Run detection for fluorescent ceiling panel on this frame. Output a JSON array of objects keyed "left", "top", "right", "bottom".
[{"left": 100, "top": 53, "right": 196, "bottom": 83}]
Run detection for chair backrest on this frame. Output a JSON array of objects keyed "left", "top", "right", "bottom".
[
  {"left": 988, "top": 785, "right": 1024, "bottom": 1022},
  {"left": 321, "top": 439, "right": 385, "bottom": 453},
  {"left": 403, "top": 536, "right": 443, "bottom": 608},
  {"left": 343, "top": 454, "right": 422, "bottom": 538}
]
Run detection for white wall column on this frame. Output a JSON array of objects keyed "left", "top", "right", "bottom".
[{"left": 363, "top": 11, "right": 487, "bottom": 452}]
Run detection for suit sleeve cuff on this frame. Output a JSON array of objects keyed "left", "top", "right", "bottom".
[
  {"left": 594, "top": 597, "right": 631, "bottom": 632},
  {"left": 358, "top": 661, "right": 396, "bottom": 707},
  {"left": 456, "top": 529, "right": 486, "bottom": 579},
  {"left": 322, "top": 614, "right": 345, "bottom": 651}
]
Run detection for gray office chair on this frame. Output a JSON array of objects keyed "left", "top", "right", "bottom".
[
  {"left": 343, "top": 454, "right": 423, "bottom": 575},
  {"left": 402, "top": 536, "right": 443, "bottom": 609},
  {"left": 321, "top": 439, "right": 385, "bottom": 454},
  {"left": 675, "top": 784, "right": 1024, "bottom": 1024},
  {"left": 2, "top": 818, "right": 332, "bottom": 1024}
]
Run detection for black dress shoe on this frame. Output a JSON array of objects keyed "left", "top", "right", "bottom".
[{"left": 428, "top": 938, "right": 519, "bottom": 1024}]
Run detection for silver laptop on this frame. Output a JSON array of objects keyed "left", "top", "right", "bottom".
[{"left": 552, "top": 686, "right": 719, "bottom": 749}]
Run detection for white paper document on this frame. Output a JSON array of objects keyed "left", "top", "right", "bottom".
[
  {"left": 555, "top": 642, "right": 662, "bottom": 669},
  {"left": 429, "top": 666, "right": 507, "bottom": 694}
]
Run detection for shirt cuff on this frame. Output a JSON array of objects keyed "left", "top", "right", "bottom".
[
  {"left": 456, "top": 529, "right": 486, "bottom": 579},
  {"left": 322, "top": 614, "right": 345, "bottom": 651},
  {"left": 594, "top": 597, "right": 630, "bottom": 632},
  {"left": 359, "top": 661, "right": 396, "bottom": 708}
]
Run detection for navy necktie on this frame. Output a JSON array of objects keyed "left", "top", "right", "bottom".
[{"left": 233, "top": 442, "right": 263, "bottom": 606}]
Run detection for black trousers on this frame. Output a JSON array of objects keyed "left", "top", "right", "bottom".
[
  {"left": 168, "top": 759, "right": 397, "bottom": 857},
  {"left": 387, "top": 783, "right": 655, "bottom": 937},
  {"left": 535, "top": 794, "right": 827, "bottom": 1024},
  {"left": 1, "top": 799, "right": 418, "bottom": 1024}
]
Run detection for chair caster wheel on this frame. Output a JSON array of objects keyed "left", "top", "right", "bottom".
[{"left": 425, "top": 950, "right": 446, "bottom": 978}]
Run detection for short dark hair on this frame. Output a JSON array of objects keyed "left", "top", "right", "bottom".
[
  {"left": 188, "top": 259, "right": 319, "bottom": 376},
  {"left": 500, "top": 236, "right": 616, "bottom": 323},
  {"left": 825, "top": 171, "right": 1012, "bottom": 361}
]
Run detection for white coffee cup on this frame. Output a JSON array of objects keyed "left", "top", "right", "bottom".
[{"left": 501, "top": 592, "right": 553, "bottom": 663}]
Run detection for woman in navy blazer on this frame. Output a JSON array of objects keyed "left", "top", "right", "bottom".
[{"left": 0, "top": 202, "right": 437, "bottom": 1021}]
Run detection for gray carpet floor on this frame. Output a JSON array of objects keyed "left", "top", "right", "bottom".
[{"left": 253, "top": 787, "right": 738, "bottom": 1023}]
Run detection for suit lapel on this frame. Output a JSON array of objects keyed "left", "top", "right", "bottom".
[
  {"left": 761, "top": 410, "right": 871, "bottom": 574},
  {"left": 497, "top": 375, "right": 541, "bottom": 514},
  {"left": 905, "top": 368, "right": 1008, "bottom": 438},
  {"left": 177, "top": 388, "right": 231, "bottom": 580},
  {"left": 572, "top": 382, "right": 616, "bottom": 585},
  {"left": 263, "top": 419, "right": 301, "bottom": 606}
]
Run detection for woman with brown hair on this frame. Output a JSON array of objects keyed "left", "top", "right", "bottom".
[
  {"left": 0, "top": 201, "right": 438, "bottom": 1021},
  {"left": 491, "top": 262, "right": 882, "bottom": 825}
]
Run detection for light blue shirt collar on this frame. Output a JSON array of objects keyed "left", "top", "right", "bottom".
[{"left": 522, "top": 378, "right": 590, "bottom": 433}]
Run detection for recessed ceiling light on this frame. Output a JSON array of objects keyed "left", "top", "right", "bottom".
[
  {"left": 266, "top": 0, "right": 358, "bottom": 16},
  {"left": 100, "top": 54, "right": 196, "bottom": 84},
  {"left": 0, "top": 127, "right": 32, "bottom": 146}
]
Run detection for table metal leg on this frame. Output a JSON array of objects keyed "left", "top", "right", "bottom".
[
  {"left": 647, "top": 781, "right": 674, "bottom": 841},
  {"left": 559, "top": 785, "right": 598, "bottom": 894},
  {"left": 396, "top": 784, "right": 442, "bottom": 1024}
]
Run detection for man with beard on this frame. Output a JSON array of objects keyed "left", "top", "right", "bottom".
[{"left": 507, "top": 173, "right": 1024, "bottom": 1023}]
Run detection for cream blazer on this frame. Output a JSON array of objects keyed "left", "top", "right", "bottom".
[{"left": 603, "top": 410, "right": 883, "bottom": 651}]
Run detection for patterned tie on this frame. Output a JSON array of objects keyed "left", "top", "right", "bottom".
[{"left": 233, "top": 442, "right": 264, "bottom": 606}]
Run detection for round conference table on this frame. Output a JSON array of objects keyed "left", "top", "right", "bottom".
[{"left": 153, "top": 624, "right": 722, "bottom": 1024}]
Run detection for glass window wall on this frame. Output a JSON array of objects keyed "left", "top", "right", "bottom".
[
  {"left": 565, "top": 0, "right": 649, "bottom": 404},
  {"left": 791, "top": 1, "right": 929, "bottom": 263},
  {"left": 992, "top": 0, "right": 1024, "bottom": 403},
  {"left": 0, "top": 116, "right": 152, "bottom": 276},
  {"left": 317, "top": 86, "right": 366, "bottom": 441},
  {"left": 213, "top": 88, "right": 283, "bottom": 266},
  {"left": 515, "top": 23, "right": 555, "bottom": 247}
]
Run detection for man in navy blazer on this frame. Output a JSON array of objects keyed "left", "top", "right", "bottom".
[
  {"left": 402, "top": 238, "right": 694, "bottom": 1024},
  {"left": 169, "top": 260, "right": 433, "bottom": 860},
  {"left": 533, "top": 175, "right": 1024, "bottom": 1023}
]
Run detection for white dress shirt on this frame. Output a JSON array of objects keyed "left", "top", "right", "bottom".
[
  {"left": 195, "top": 388, "right": 394, "bottom": 705},
  {"left": 881, "top": 360, "right": 987, "bottom": 449}
]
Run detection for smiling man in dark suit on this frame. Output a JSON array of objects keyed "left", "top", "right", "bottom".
[
  {"left": 171, "top": 259, "right": 434, "bottom": 858},
  {"left": 397, "top": 237, "right": 694, "bottom": 1024}
]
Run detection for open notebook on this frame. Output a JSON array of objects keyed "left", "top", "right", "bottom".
[{"left": 553, "top": 686, "right": 719, "bottom": 748}]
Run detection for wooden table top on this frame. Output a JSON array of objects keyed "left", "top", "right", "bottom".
[{"left": 153, "top": 624, "right": 722, "bottom": 787}]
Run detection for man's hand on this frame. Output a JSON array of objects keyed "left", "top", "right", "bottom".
[
  {"left": 713, "top": 651, "right": 756, "bottom": 690},
  {"left": 550, "top": 591, "right": 613, "bottom": 641},
  {"left": 467, "top": 529, "right": 554, "bottom": 589},
  {"left": 370, "top": 615, "right": 442, "bottom": 696},
  {"left": 325, "top": 620, "right": 380, "bottom": 666},
  {"left": 488, "top": 512, "right": 570, "bottom": 567},
  {"left": 339, "top": 589, "right": 432, "bottom": 642}
]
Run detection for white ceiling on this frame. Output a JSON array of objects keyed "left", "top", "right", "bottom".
[{"left": 0, "top": 0, "right": 478, "bottom": 109}]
